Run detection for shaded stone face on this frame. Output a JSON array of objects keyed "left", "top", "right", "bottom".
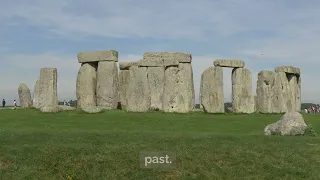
[
  {"left": 126, "top": 66, "right": 151, "bottom": 112},
  {"left": 77, "top": 50, "right": 118, "bottom": 63},
  {"left": 232, "top": 68, "right": 255, "bottom": 113},
  {"left": 18, "top": 83, "right": 32, "bottom": 108},
  {"left": 256, "top": 70, "right": 277, "bottom": 113},
  {"left": 96, "top": 61, "right": 119, "bottom": 109},
  {"left": 147, "top": 66, "right": 165, "bottom": 110},
  {"left": 200, "top": 66, "right": 224, "bottom": 113},
  {"left": 213, "top": 59, "right": 245, "bottom": 68},
  {"left": 38, "top": 68, "right": 58, "bottom": 111},
  {"left": 119, "top": 62, "right": 139, "bottom": 70},
  {"left": 76, "top": 63, "right": 97, "bottom": 108},
  {"left": 119, "top": 70, "right": 130, "bottom": 109}
]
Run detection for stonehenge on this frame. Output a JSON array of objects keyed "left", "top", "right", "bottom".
[
  {"left": 256, "top": 66, "right": 301, "bottom": 113},
  {"left": 200, "top": 59, "right": 255, "bottom": 113},
  {"left": 23, "top": 49, "right": 301, "bottom": 115}
]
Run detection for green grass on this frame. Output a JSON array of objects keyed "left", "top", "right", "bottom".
[{"left": 0, "top": 109, "right": 320, "bottom": 180}]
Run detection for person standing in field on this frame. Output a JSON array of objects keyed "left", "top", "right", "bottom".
[
  {"left": 13, "top": 100, "right": 17, "bottom": 109},
  {"left": 2, "top": 99, "right": 5, "bottom": 108}
]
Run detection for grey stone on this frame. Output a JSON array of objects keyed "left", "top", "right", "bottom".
[
  {"left": 200, "top": 66, "right": 224, "bottom": 113},
  {"left": 138, "top": 58, "right": 163, "bottom": 67},
  {"left": 119, "top": 62, "right": 138, "bottom": 70},
  {"left": 58, "top": 105, "right": 76, "bottom": 111},
  {"left": 77, "top": 50, "right": 118, "bottom": 63},
  {"left": 126, "top": 66, "right": 151, "bottom": 112},
  {"left": 18, "top": 83, "right": 32, "bottom": 108},
  {"left": 147, "top": 67, "right": 165, "bottom": 110},
  {"left": 96, "top": 61, "right": 119, "bottom": 109},
  {"left": 119, "top": 70, "right": 130, "bottom": 109},
  {"left": 40, "top": 106, "right": 59, "bottom": 113},
  {"left": 76, "top": 63, "right": 97, "bottom": 108},
  {"left": 275, "top": 66, "right": 300, "bottom": 75},
  {"left": 161, "top": 52, "right": 192, "bottom": 63},
  {"left": 33, "top": 80, "right": 40, "bottom": 108},
  {"left": 264, "top": 111, "right": 307, "bottom": 136},
  {"left": 38, "top": 68, "right": 58, "bottom": 112},
  {"left": 163, "top": 63, "right": 195, "bottom": 113},
  {"left": 82, "top": 106, "right": 104, "bottom": 113},
  {"left": 232, "top": 68, "right": 255, "bottom": 113},
  {"left": 214, "top": 59, "right": 245, "bottom": 68}
]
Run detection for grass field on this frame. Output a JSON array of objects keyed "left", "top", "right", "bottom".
[{"left": 0, "top": 109, "right": 320, "bottom": 180}]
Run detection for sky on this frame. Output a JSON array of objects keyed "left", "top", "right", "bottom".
[{"left": 1, "top": 0, "right": 320, "bottom": 105}]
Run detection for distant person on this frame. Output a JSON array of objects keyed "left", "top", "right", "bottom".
[
  {"left": 13, "top": 100, "right": 17, "bottom": 109},
  {"left": 2, "top": 99, "right": 5, "bottom": 108}
]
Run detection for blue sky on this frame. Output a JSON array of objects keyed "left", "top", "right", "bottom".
[{"left": 1, "top": 0, "right": 320, "bottom": 105}]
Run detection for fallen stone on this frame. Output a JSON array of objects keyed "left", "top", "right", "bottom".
[
  {"left": 40, "top": 106, "right": 59, "bottom": 113},
  {"left": 119, "top": 70, "right": 130, "bottom": 109},
  {"left": 58, "top": 105, "right": 76, "bottom": 111},
  {"left": 275, "top": 66, "right": 300, "bottom": 75},
  {"left": 96, "top": 61, "right": 119, "bottom": 109},
  {"left": 33, "top": 80, "right": 40, "bottom": 108},
  {"left": 76, "top": 63, "right": 97, "bottom": 108},
  {"left": 214, "top": 59, "right": 245, "bottom": 68},
  {"left": 264, "top": 111, "right": 307, "bottom": 136},
  {"left": 163, "top": 63, "right": 195, "bottom": 113},
  {"left": 77, "top": 50, "right": 118, "bottom": 63},
  {"left": 119, "top": 62, "right": 138, "bottom": 70},
  {"left": 147, "top": 66, "right": 165, "bottom": 110},
  {"left": 232, "top": 68, "right": 255, "bottom": 113},
  {"left": 126, "top": 66, "right": 151, "bottom": 112},
  {"left": 38, "top": 68, "right": 58, "bottom": 111},
  {"left": 82, "top": 106, "right": 104, "bottom": 114},
  {"left": 200, "top": 66, "right": 224, "bottom": 113},
  {"left": 18, "top": 83, "right": 32, "bottom": 108}
]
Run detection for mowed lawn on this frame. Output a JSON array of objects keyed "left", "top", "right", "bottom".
[{"left": 0, "top": 109, "right": 320, "bottom": 180}]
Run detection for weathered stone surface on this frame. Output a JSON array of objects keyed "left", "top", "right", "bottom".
[
  {"left": 126, "top": 66, "right": 151, "bottom": 112},
  {"left": 82, "top": 106, "right": 104, "bottom": 113},
  {"left": 33, "top": 80, "right": 40, "bottom": 108},
  {"left": 58, "top": 105, "right": 76, "bottom": 111},
  {"left": 264, "top": 111, "right": 307, "bottom": 136},
  {"left": 18, "top": 83, "right": 32, "bottom": 108},
  {"left": 147, "top": 67, "right": 165, "bottom": 110},
  {"left": 275, "top": 66, "right": 300, "bottom": 75},
  {"left": 119, "top": 62, "right": 138, "bottom": 70},
  {"left": 138, "top": 58, "right": 163, "bottom": 67},
  {"left": 77, "top": 50, "right": 118, "bottom": 63},
  {"left": 232, "top": 68, "right": 255, "bottom": 113},
  {"left": 296, "top": 77, "right": 301, "bottom": 111},
  {"left": 144, "top": 52, "right": 192, "bottom": 63},
  {"left": 119, "top": 70, "right": 130, "bottom": 109},
  {"left": 38, "top": 68, "right": 58, "bottom": 111},
  {"left": 256, "top": 70, "right": 278, "bottom": 113},
  {"left": 273, "top": 72, "right": 295, "bottom": 113},
  {"left": 76, "top": 63, "right": 97, "bottom": 108},
  {"left": 40, "top": 106, "right": 59, "bottom": 113},
  {"left": 200, "top": 66, "right": 224, "bottom": 113},
  {"left": 214, "top": 59, "right": 244, "bottom": 68},
  {"left": 254, "top": 95, "right": 258, "bottom": 112},
  {"left": 96, "top": 61, "right": 119, "bottom": 109},
  {"left": 163, "top": 63, "right": 195, "bottom": 113}
]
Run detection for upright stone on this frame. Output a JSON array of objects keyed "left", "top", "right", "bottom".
[
  {"left": 33, "top": 80, "right": 40, "bottom": 108},
  {"left": 76, "top": 63, "right": 97, "bottom": 108},
  {"left": 232, "top": 68, "right": 255, "bottom": 113},
  {"left": 119, "top": 62, "right": 138, "bottom": 109},
  {"left": 296, "top": 76, "right": 301, "bottom": 111},
  {"left": 96, "top": 61, "right": 119, "bottom": 109},
  {"left": 126, "top": 66, "right": 150, "bottom": 112},
  {"left": 147, "top": 67, "right": 165, "bottom": 110},
  {"left": 200, "top": 66, "right": 224, "bottom": 113},
  {"left": 18, "top": 83, "right": 32, "bottom": 108},
  {"left": 163, "top": 63, "right": 195, "bottom": 113},
  {"left": 256, "top": 70, "right": 278, "bottom": 113},
  {"left": 38, "top": 68, "right": 58, "bottom": 111}
]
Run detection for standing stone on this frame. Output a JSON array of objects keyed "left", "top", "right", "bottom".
[
  {"left": 76, "top": 63, "right": 97, "bottom": 108},
  {"left": 96, "top": 61, "right": 119, "bottom": 109},
  {"left": 256, "top": 70, "right": 278, "bottom": 113},
  {"left": 163, "top": 63, "right": 195, "bottom": 113},
  {"left": 147, "top": 67, "right": 165, "bottom": 110},
  {"left": 33, "top": 80, "right": 40, "bottom": 108},
  {"left": 200, "top": 66, "right": 224, "bottom": 113},
  {"left": 273, "top": 72, "right": 292, "bottom": 113},
  {"left": 119, "top": 70, "right": 130, "bottom": 109},
  {"left": 232, "top": 68, "right": 255, "bottom": 113},
  {"left": 126, "top": 66, "right": 150, "bottom": 112},
  {"left": 18, "top": 83, "right": 32, "bottom": 108},
  {"left": 296, "top": 76, "right": 301, "bottom": 111},
  {"left": 38, "top": 68, "right": 58, "bottom": 112}
]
